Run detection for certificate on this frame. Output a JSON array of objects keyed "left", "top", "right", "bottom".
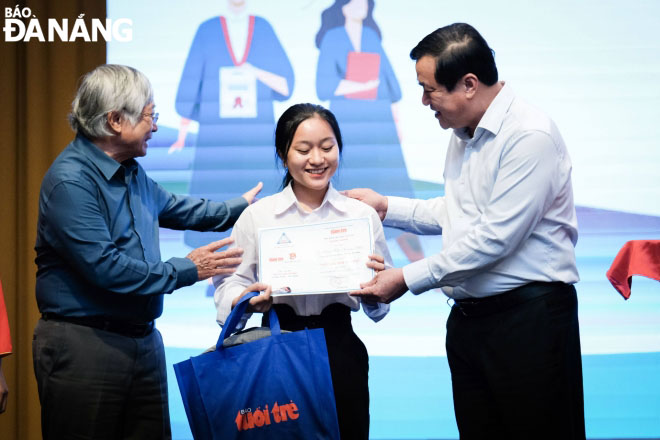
[{"left": 258, "top": 218, "right": 375, "bottom": 296}]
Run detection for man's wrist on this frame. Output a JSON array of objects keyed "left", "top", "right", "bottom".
[
  {"left": 169, "top": 257, "right": 199, "bottom": 288},
  {"left": 383, "top": 196, "right": 409, "bottom": 225},
  {"left": 381, "top": 195, "right": 389, "bottom": 220},
  {"left": 402, "top": 259, "right": 435, "bottom": 295}
]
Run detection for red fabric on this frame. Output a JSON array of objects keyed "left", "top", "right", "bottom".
[
  {"left": 0, "top": 281, "right": 11, "bottom": 356},
  {"left": 606, "top": 240, "right": 660, "bottom": 299}
]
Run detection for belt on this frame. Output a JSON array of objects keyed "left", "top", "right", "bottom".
[
  {"left": 263, "top": 303, "right": 352, "bottom": 331},
  {"left": 41, "top": 313, "right": 155, "bottom": 338},
  {"left": 452, "top": 281, "right": 574, "bottom": 317}
]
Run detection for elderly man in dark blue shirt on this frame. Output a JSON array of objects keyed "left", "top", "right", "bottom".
[{"left": 32, "top": 64, "right": 262, "bottom": 440}]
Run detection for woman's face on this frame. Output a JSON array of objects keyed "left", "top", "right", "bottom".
[
  {"left": 285, "top": 115, "right": 339, "bottom": 195},
  {"left": 342, "top": 0, "right": 368, "bottom": 21}
]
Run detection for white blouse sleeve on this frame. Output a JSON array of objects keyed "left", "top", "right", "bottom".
[
  {"left": 213, "top": 208, "right": 259, "bottom": 329},
  {"left": 360, "top": 209, "right": 391, "bottom": 322}
]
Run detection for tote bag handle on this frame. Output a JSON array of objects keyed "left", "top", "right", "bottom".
[{"left": 216, "top": 291, "right": 281, "bottom": 350}]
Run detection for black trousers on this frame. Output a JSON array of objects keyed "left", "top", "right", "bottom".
[
  {"left": 32, "top": 318, "right": 170, "bottom": 440},
  {"left": 264, "top": 303, "right": 370, "bottom": 440},
  {"left": 446, "top": 282, "right": 586, "bottom": 440}
]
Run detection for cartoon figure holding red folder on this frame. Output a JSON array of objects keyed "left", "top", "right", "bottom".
[
  {"left": 170, "top": 0, "right": 295, "bottom": 250},
  {"left": 315, "top": 0, "right": 424, "bottom": 262}
]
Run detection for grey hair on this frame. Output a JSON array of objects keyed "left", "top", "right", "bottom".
[{"left": 68, "top": 64, "right": 154, "bottom": 138}]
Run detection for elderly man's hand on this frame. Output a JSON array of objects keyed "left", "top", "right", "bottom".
[
  {"left": 342, "top": 188, "right": 388, "bottom": 221},
  {"left": 242, "top": 182, "right": 263, "bottom": 205},
  {"left": 350, "top": 267, "right": 408, "bottom": 304},
  {"left": 186, "top": 238, "right": 243, "bottom": 281}
]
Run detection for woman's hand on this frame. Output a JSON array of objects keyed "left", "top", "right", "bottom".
[
  {"left": 231, "top": 282, "right": 273, "bottom": 313},
  {"left": 366, "top": 254, "right": 386, "bottom": 273}
]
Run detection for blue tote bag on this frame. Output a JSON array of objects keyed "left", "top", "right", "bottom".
[{"left": 174, "top": 291, "right": 340, "bottom": 440}]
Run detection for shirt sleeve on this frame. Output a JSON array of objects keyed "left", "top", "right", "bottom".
[
  {"left": 213, "top": 208, "right": 258, "bottom": 329},
  {"left": 42, "top": 180, "right": 199, "bottom": 295},
  {"left": 155, "top": 180, "right": 248, "bottom": 232},
  {"left": 360, "top": 210, "right": 391, "bottom": 322},
  {"left": 384, "top": 196, "right": 446, "bottom": 235},
  {"left": 403, "top": 130, "right": 567, "bottom": 294}
]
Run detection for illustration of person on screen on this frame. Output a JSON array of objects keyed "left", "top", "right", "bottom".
[
  {"left": 214, "top": 103, "right": 391, "bottom": 440},
  {"left": 170, "top": 0, "right": 295, "bottom": 250},
  {"left": 315, "top": 0, "right": 424, "bottom": 263}
]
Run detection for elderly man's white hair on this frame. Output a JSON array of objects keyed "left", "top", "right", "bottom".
[{"left": 69, "top": 64, "right": 154, "bottom": 138}]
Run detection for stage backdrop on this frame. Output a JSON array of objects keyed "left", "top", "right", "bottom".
[{"left": 108, "top": 0, "right": 660, "bottom": 438}]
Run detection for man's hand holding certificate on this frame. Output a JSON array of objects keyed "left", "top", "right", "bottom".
[{"left": 258, "top": 218, "right": 375, "bottom": 296}]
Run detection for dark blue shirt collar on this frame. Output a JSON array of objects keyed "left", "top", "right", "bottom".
[{"left": 73, "top": 134, "right": 137, "bottom": 181}]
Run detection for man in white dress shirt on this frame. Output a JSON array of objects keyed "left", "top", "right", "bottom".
[{"left": 347, "top": 23, "right": 585, "bottom": 439}]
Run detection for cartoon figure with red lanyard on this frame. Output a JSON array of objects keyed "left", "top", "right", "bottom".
[{"left": 171, "top": 0, "right": 295, "bottom": 250}]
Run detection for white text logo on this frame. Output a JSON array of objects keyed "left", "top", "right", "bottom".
[{"left": 3, "top": 6, "right": 132, "bottom": 42}]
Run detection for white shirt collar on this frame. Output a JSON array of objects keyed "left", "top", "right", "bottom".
[
  {"left": 454, "top": 82, "right": 515, "bottom": 141},
  {"left": 273, "top": 183, "right": 349, "bottom": 215}
]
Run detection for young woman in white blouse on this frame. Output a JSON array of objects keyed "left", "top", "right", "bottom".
[{"left": 214, "top": 103, "right": 392, "bottom": 439}]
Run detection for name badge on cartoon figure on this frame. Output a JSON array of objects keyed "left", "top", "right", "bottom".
[{"left": 219, "top": 66, "right": 257, "bottom": 118}]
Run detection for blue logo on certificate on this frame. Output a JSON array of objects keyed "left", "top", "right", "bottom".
[{"left": 277, "top": 233, "right": 292, "bottom": 244}]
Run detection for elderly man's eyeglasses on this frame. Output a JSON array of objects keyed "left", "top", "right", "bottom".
[{"left": 141, "top": 112, "right": 159, "bottom": 125}]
